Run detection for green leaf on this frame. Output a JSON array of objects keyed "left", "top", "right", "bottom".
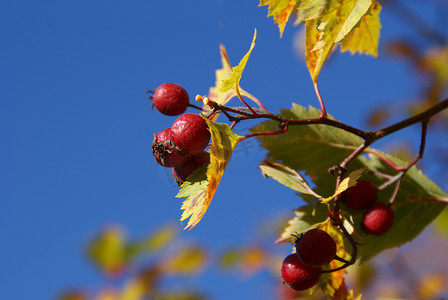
[
  {"left": 176, "top": 119, "right": 241, "bottom": 230},
  {"left": 276, "top": 203, "right": 329, "bottom": 243},
  {"left": 253, "top": 104, "right": 448, "bottom": 261},
  {"left": 259, "top": 159, "right": 322, "bottom": 198}
]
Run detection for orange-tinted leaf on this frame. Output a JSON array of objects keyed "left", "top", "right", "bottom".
[
  {"left": 57, "top": 291, "right": 87, "bottom": 300},
  {"left": 96, "top": 289, "right": 118, "bottom": 300},
  {"left": 259, "top": 0, "right": 297, "bottom": 37},
  {"left": 340, "top": 0, "right": 382, "bottom": 56},
  {"left": 176, "top": 120, "right": 241, "bottom": 230},
  {"left": 119, "top": 267, "right": 159, "bottom": 300},
  {"left": 417, "top": 273, "right": 446, "bottom": 300},
  {"left": 318, "top": 222, "right": 354, "bottom": 298}
]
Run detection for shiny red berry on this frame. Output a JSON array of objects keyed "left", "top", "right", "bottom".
[
  {"left": 152, "top": 128, "right": 188, "bottom": 167},
  {"left": 173, "top": 151, "right": 210, "bottom": 185},
  {"left": 170, "top": 113, "right": 210, "bottom": 156},
  {"left": 281, "top": 254, "right": 322, "bottom": 291},
  {"left": 362, "top": 203, "right": 394, "bottom": 236},
  {"left": 342, "top": 180, "right": 378, "bottom": 210},
  {"left": 296, "top": 229, "right": 337, "bottom": 267},
  {"left": 153, "top": 83, "right": 189, "bottom": 116}
]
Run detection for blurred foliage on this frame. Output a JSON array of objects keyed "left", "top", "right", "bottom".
[{"left": 58, "top": 0, "right": 448, "bottom": 299}]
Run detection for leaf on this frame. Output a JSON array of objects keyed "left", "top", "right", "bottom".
[
  {"left": 259, "top": 159, "right": 322, "bottom": 198},
  {"left": 340, "top": 0, "right": 382, "bottom": 56},
  {"left": 176, "top": 119, "right": 241, "bottom": 230},
  {"left": 252, "top": 104, "right": 448, "bottom": 262},
  {"left": 86, "top": 226, "right": 127, "bottom": 277},
  {"left": 295, "top": 0, "right": 329, "bottom": 25},
  {"left": 322, "top": 168, "right": 365, "bottom": 203},
  {"left": 319, "top": 222, "right": 352, "bottom": 298},
  {"left": 221, "top": 29, "right": 257, "bottom": 94},
  {"left": 126, "top": 224, "right": 177, "bottom": 260},
  {"left": 160, "top": 246, "right": 207, "bottom": 275},
  {"left": 208, "top": 45, "right": 260, "bottom": 109},
  {"left": 259, "top": 0, "right": 297, "bottom": 37},
  {"left": 304, "top": 0, "right": 373, "bottom": 82},
  {"left": 276, "top": 203, "right": 329, "bottom": 243}
]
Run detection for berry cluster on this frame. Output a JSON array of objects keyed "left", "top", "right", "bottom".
[
  {"left": 342, "top": 180, "right": 395, "bottom": 236},
  {"left": 150, "top": 83, "right": 211, "bottom": 185},
  {"left": 281, "top": 229, "right": 336, "bottom": 291}
]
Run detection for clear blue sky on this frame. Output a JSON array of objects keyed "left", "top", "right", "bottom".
[{"left": 1, "top": 1, "right": 447, "bottom": 299}]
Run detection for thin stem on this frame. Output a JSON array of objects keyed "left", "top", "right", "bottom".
[
  {"left": 239, "top": 123, "right": 288, "bottom": 142},
  {"left": 314, "top": 82, "right": 327, "bottom": 119},
  {"left": 236, "top": 88, "right": 258, "bottom": 115},
  {"left": 374, "top": 98, "right": 448, "bottom": 139},
  {"left": 188, "top": 102, "right": 204, "bottom": 111}
]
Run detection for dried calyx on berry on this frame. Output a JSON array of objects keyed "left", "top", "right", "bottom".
[{"left": 152, "top": 128, "right": 188, "bottom": 168}]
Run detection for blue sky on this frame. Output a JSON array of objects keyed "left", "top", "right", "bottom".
[{"left": 1, "top": 1, "right": 447, "bottom": 299}]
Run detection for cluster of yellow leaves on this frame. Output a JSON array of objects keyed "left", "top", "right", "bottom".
[
  {"left": 260, "top": 0, "right": 382, "bottom": 82},
  {"left": 59, "top": 225, "right": 207, "bottom": 300}
]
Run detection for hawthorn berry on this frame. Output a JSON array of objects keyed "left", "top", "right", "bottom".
[
  {"left": 296, "top": 228, "right": 337, "bottom": 267},
  {"left": 173, "top": 151, "right": 210, "bottom": 185},
  {"left": 342, "top": 180, "right": 378, "bottom": 211},
  {"left": 281, "top": 254, "right": 322, "bottom": 291},
  {"left": 362, "top": 203, "right": 395, "bottom": 236},
  {"left": 153, "top": 83, "right": 189, "bottom": 116},
  {"left": 170, "top": 113, "right": 211, "bottom": 156},
  {"left": 152, "top": 128, "right": 188, "bottom": 167}
]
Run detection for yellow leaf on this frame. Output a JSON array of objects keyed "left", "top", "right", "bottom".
[
  {"left": 160, "top": 246, "right": 207, "bottom": 275},
  {"left": 340, "top": 1, "right": 382, "bottom": 56},
  {"left": 304, "top": 0, "right": 373, "bottom": 82},
  {"left": 208, "top": 45, "right": 261, "bottom": 116},
  {"left": 221, "top": 29, "right": 257, "bottom": 94},
  {"left": 87, "top": 226, "right": 127, "bottom": 277},
  {"left": 319, "top": 222, "right": 352, "bottom": 298},
  {"left": 259, "top": 0, "right": 297, "bottom": 37},
  {"left": 322, "top": 168, "right": 365, "bottom": 203},
  {"left": 176, "top": 120, "right": 241, "bottom": 230}
]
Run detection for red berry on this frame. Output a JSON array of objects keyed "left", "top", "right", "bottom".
[
  {"left": 170, "top": 113, "right": 210, "bottom": 156},
  {"left": 296, "top": 229, "right": 337, "bottom": 267},
  {"left": 281, "top": 254, "right": 322, "bottom": 291},
  {"left": 153, "top": 83, "right": 189, "bottom": 116},
  {"left": 173, "top": 151, "right": 210, "bottom": 185},
  {"left": 362, "top": 203, "right": 394, "bottom": 236},
  {"left": 342, "top": 180, "right": 378, "bottom": 210},
  {"left": 152, "top": 128, "right": 188, "bottom": 167}
]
